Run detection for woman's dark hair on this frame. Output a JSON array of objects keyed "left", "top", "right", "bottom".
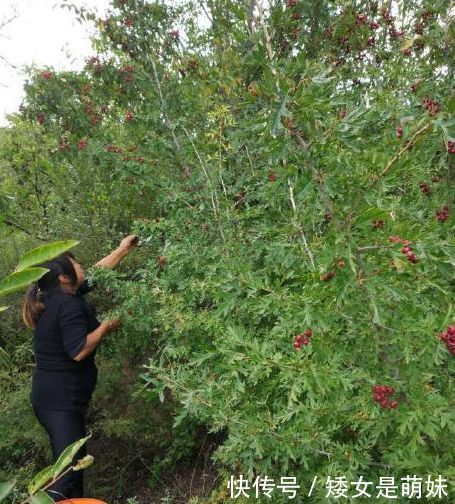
[{"left": 22, "top": 251, "right": 78, "bottom": 330}]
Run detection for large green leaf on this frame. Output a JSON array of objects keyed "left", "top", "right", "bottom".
[
  {"left": 29, "top": 491, "right": 56, "bottom": 504},
  {"left": 16, "top": 240, "right": 80, "bottom": 272},
  {"left": 0, "top": 268, "right": 49, "bottom": 298},
  {"left": 28, "top": 465, "right": 55, "bottom": 495},
  {"left": 52, "top": 434, "right": 91, "bottom": 478},
  {"left": 0, "top": 480, "right": 16, "bottom": 502}
]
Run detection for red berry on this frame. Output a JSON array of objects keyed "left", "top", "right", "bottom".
[
  {"left": 78, "top": 139, "right": 87, "bottom": 150},
  {"left": 304, "top": 329, "right": 312, "bottom": 337},
  {"left": 388, "top": 387, "right": 395, "bottom": 395},
  {"left": 287, "top": 0, "right": 297, "bottom": 6},
  {"left": 380, "top": 399, "right": 388, "bottom": 408},
  {"left": 401, "top": 246, "right": 412, "bottom": 254},
  {"left": 447, "top": 326, "right": 455, "bottom": 336},
  {"left": 396, "top": 126, "right": 403, "bottom": 138},
  {"left": 390, "top": 400, "right": 398, "bottom": 409},
  {"left": 41, "top": 70, "right": 53, "bottom": 80},
  {"left": 268, "top": 171, "right": 277, "bottom": 182}
]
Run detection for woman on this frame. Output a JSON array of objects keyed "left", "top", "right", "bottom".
[{"left": 22, "top": 235, "right": 139, "bottom": 501}]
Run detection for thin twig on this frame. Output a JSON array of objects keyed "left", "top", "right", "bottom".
[
  {"left": 146, "top": 53, "right": 191, "bottom": 176},
  {"left": 181, "top": 125, "right": 228, "bottom": 255},
  {"left": 287, "top": 177, "right": 315, "bottom": 270}
]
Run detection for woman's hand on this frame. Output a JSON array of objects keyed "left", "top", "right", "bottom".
[
  {"left": 103, "top": 318, "right": 121, "bottom": 333},
  {"left": 119, "top": 235, "right": 140, "bottom": 252}
]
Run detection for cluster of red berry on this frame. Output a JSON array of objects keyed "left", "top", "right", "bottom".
[
  {"left": 410, "top": 78, "right": 421, "bottom": 93},
  {"left": 422, "top": 96, "right": 440, "bottom": 116},
  {"left": 436, "top": 205, "right": 450, "bottom": 222},
  {"left": 419, "top": 181, "right": 431, "bottom": 194},
  {"left": 414, "top": 10, "right": 433, "bottom": 34},
  {"left": 400, "top": 244, "right": 418, "bottom": 263},
  {"left": 78, "top": 139, "right": 88, "bottom": 151},
  {"left": 396, "top": 126, "right": 403, "bottom": 138},
  {"left": 372, "top": 385, "right": 398, "bottom": 409},
  {"left": 447, "top": 141, "right": 455, "bottom": 154},
  {"left": 372, "top": 219, "right": 385, "bottom": 229},
  {"left": 125, "top": 110, "right": 134, "bottom": 122},
  {"left": 118, "top": 65, "right": 134, "bottom": 83},
  {"left": 106, "top": 144, "right": 123, "bottom": 153},
  {"left": 439, "top": 325, "right": 455, "bottom": 356},
  {"left": 123, "top": 17, "right": 134, "bottom": 28},
  {"left": 41, "top": 71, "right": 53, "bottom": 80},
  {"left": 389, "top": 236, "right": 418, "bottom": 263},
  {"left": 293, "top": 329, "right": 312, "bottom": 350},
  {"left": 320, "top": 271, "right": 336, "bottom": 281},
  {"left": 268, "top": 170, "right": 277, "bottom": 182}
]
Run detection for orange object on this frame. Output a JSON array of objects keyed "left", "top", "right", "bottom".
[{"left": 56, "top": 500, "right": 108, "bottom": 504}]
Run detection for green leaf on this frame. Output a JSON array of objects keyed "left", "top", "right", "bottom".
[
  {"left": 16, "top": 240, "right": 79, "bottom": 272},
  {"left": 0, "top": 268, "right": 49, "bottom": 298},
  {"left": 28, "top": 465, "right": 54, "bottom": 495},
  {"left": 52, "top": 434, "right": 91, "bottom": 478},
  {"left": 0, "top": 306, "right": 9, "bottom": 312},
  {"left": 29, "top": 490, "right": 56, "bottom": 504},
  {"left": 0, "top": 480, "right": 16, "bottom": 502}
]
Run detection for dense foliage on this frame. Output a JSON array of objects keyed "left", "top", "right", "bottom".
[{"left": 1, "top": 0, "right": 454, "bottom": 502}]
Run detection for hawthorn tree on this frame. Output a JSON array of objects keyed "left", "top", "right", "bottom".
[{"left": 1, "top": 0, "right": 454, "bottom": 502}]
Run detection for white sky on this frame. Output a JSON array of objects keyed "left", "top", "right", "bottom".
[{"left": 0, "top": 0, "right": 111, "bottom": 126}]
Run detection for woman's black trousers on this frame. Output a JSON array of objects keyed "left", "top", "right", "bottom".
[{"left": 32, "top": 405, "right": 87, "bottom": 501}]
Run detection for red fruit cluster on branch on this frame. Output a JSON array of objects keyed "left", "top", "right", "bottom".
[
  {"left": 410, "top": 79, "right": 421, "bottom": 93},
  {"left": 367, "top": 36, "right": 376, "bottom": 46},
  {"left": 123, "top": 17, "right": 134, "bottom": 27},
  {"left": 372, "top": 385, "right": 398, "bottom": 409},
  {"left": 419, "top": 181, "right": 431, "bottom": 195},
  {"left": 106, "top": 144, "right": 123, "bottom": 153},
  {"left": 447, "top": 141, "right": 455, "bottom": 154},
  {"left": 369, "top": 21, "right": 379, "bottom": 30},
  {"left": 371, "top": 219, "right": 384, "bottom": 229},
  {"left": 293, "top": 329, "right": 313, "bottom": 350},
  {"left": 320, "top": 271, "right": 336, "bottom": 281},
  {"left": 400, "top": 244, "right": 418, "bottom": 264},
  {"left": 381, "top": 10, "right": 394, "bottom": 25},
  {"left": 355, "top": 13, "right": 367, "bottom": 26},
  {"left": 41, "top": 71, "right": 53, "bottom": 80},
  {"left": 268, "top": 170, "right": 277, "bottom": 182},
  {"left": 396, "top": 126, "right": 403, "bottom": 138},
  {"left": 422, "top": 96, "right": 440, "bottom": 116},
  {"left": 439, "top": 325, "right": 455, "bottom": 356},
  {"left": 78, "top": 139, "right": 87, "bottom": 151},
  {"left": 436, "top": 205, "right": 450, "bottom": 222},
  {"left": 125, "top": 110, "right": 134, "bottom": 122}
]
